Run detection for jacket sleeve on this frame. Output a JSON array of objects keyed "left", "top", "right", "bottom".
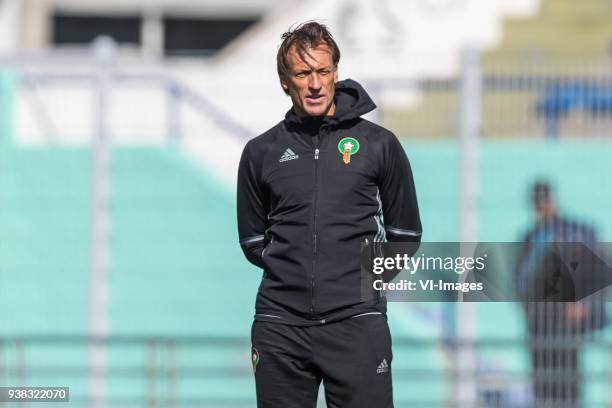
[
  {"left": 378, "top": 132, "right": 422, "bottom": 247},
  {"left": 237, "top": 142, "right": 268, "bottom": 269}
]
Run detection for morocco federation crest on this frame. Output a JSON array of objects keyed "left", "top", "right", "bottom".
[{"left": 338, "top": 137, "right": 360, "bottom": 164}]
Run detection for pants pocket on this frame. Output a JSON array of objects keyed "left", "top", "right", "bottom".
[{"left": 363, "top": 315, "right": 393, "bottom": 364}]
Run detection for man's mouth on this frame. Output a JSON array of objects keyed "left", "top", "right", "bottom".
[{"left": 306, "top": 95, "right": 324, "bottom": 102}]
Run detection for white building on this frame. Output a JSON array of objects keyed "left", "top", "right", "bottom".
[{"left": 0, "top": 0, "right": 539, "bottom": 182}]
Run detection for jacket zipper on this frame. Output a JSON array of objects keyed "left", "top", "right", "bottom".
[{"left": 311, "top": 146, "right": 320, "bottom": 317}]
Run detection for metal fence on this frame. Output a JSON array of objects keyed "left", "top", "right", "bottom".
[
  {"left": 1, "top": 335, "right": 612, "bottom": 407},
  {"left": 375, "top": 53, "right": 612, "bottom": 139}
]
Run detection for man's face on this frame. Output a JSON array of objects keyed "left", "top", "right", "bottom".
[
  {"left": 533, "top": 197, "right": 555, "bottom": 220},
  {"left": 281, "top": 43, "right": 338, "bottom": 117}
]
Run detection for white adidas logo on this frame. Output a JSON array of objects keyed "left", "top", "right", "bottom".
[
  {"left": 376, "top": 359, "right": 389, "bottom": 374},
  {"left": 279, "top": 148, "right": 299, "bottom": 163}
]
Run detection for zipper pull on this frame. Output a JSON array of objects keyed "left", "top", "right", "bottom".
[{"left": 314, "top": 148, "right": 319, "bottom": 160}]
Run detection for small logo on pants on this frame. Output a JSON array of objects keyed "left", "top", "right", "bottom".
[{"left": 376, "top": 358, "right": 389, "bottom": 374}]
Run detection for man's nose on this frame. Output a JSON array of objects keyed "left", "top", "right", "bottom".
[{"left": 308, "top": 73, "right": 322, "bottom": 90}]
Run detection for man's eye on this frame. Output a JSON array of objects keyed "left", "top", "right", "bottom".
[
  {"left": 296, "top": 72, "right": 308, "bottom": 78},
  {"left": 320, "top": 70, "right": 330, "bottom": 76}
]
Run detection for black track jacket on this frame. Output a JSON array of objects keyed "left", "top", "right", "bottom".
[{"left": 237, "top": 79, "right": 422, "bottom": 326}]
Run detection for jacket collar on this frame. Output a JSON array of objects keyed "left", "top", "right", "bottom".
[{"left": 284, "top": 78, "right": 376, "bottom": 128}]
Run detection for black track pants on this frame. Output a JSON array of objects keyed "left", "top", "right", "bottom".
[{"left": 250, "top": 313, "right": 394, "bottom": 408}]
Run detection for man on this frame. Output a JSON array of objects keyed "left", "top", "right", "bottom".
[
  {"left": 237, "top": 22, "right": 422, "bottom": 407},
  {"left": 515, "top": 181, "right": 607, "bottom": 407}
]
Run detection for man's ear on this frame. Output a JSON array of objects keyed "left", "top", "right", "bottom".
[
  {"left": 280, "top": 79, "right": 289, "bottom": 95},
  {"left": 333, "top": 68, "right": 338, "bottom": 83}
]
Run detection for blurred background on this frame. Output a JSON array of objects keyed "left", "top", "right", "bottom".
[{"left": 0, "top": 0, "right": 611, "bottom": 406}]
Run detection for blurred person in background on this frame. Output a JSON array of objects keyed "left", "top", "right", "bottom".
[
  {"left": 515, "top": 180, "right": 607, "bottom": 408},
  {"left": 237, "top": 21, "right": 422, "bottom": 407}
]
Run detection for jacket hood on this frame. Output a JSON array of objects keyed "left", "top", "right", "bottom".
[{"left": 284, "top": 78, "right": 376, "bottom": 127}]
